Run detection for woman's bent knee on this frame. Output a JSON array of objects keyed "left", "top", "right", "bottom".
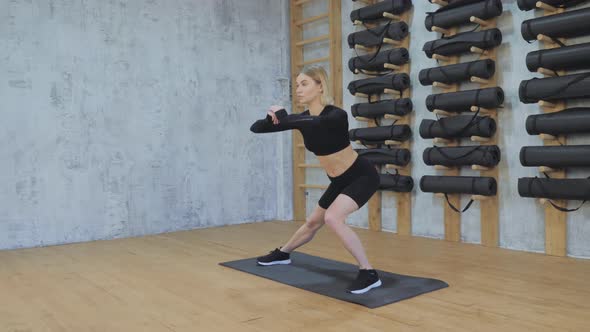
[{"left": 324, "top": 211, "right": 344, "bottom": 228}]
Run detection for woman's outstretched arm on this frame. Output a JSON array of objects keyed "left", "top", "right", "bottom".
[{"left": 250, "top": 107, "right": 346, "bottom": 133}]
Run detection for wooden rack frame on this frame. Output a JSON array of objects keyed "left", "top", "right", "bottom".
[
  {"left": 290, "top": 0, "right": 342, "bottom": 221},
  {"left": 428, "top": 2, "right": 501, "bottom": 246},
  {"left": 351, "top": 0, "right": 413, "bottom": 234},
  {"left": 535, "top": 3, "right": 568, "bottom": 257}
]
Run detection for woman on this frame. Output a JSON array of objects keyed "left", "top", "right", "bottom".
[{"left": 249, "top": 66, "right": 382, "bottom": 295}]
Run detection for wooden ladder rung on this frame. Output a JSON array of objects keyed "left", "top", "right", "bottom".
[
  {"left": 293, "top": 0, "right": 315, "bottom": 6},
  {"left": 295, "top": 13, "right": 329, "bottom": 26},
  {"left": 295, "top": 34, "right": 330, "bottom": 47},
  {"left": 298, "top": 164, "right": 322, "bottom": 168},
  {"left": 296, "top": 143, "right": 305, "bottom": 148},
  {"left": 299, "top": 56, "right": 330, "bottom": 67}
]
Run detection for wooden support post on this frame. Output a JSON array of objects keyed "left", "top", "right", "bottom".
[
  {"left": 384, "top": 114, "right": 402, "bottom": 120},
  {"left": 471, "top": 136, "right": 491, "bottom": 143},
  {"left": 432, "top": 0, "right": 448, "bottom": 6},
  {"left": 536, "top": 1, "right": 558, "bottom": 12},
  {"left": 432, "top": 26, "right": 451, "bottom": 35},
  {"left": 538, "top": 68, "right": 556, "bottom": 76},
  {"left": 382, "top": 12, "right": 400, "bottom": 20},
  {"left": 539, "top": 6, "right": 567, "bottom": 257},
  {"left": 383, "top": 88, "right": 401, "bottom": 95},
  {"left": 433, "top": 109, "right": 454, "bottom": 117},
  {"left": 394, "top": 8, "right": 413, "bottom": 236},
  {"left": 383, "top": 38, "right": 401, "bottom": 46},
  {"left": 384, "top": 63, "right": 401, "bottom": 71},
  {"left": 539, "top": 100, "right": 557, "bottom": 108},
  {"left": 471, "top": 76, "right": 490, "bottom": 84},
  {"left": 470, "top": 16, "right": 490, "bottom": 27},
  {"left": 470, "top": 46, "right": 486, "bottom": 55},
  {"left": 433, "top": 81, "right": 453, "bottom": 89},
  {"left": 434, "top": 137, "right": 454, "bottom": 144},
  {"left": 540, "top": 133, "right": 557, "bottom": 141},
  {"left": 433, "top": 54, "right": 451, "bottom": 62}
]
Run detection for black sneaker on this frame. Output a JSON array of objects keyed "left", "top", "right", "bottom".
[
  {"left": 256, "top": 248, "right": 291, "bottom": 266},
  {"left": 346, "top": 269, "right": 382, "bottom": 294}
]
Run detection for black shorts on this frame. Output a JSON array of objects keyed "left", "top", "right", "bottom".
[{"left": 318, "top": 156, "right": 380, "bottom": 209}]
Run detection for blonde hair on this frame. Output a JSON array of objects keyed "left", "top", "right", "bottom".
[{"left": 301, "top": 65, "right": 334, "bottom": 106}]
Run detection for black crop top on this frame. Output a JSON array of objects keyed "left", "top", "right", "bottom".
[{"left": 250, "top": 105, "right": 351, "bottom": 156}]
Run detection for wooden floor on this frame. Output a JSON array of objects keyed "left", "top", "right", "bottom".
[{"left": 1, "top": 221, "right": 589, "bottom": 332}]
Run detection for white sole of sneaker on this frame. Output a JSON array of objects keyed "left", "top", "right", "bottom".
[
  {"left": 256, "top": 259, "right": 291, "bottom": 266},
  {"left": 349, "top": 279, "right": 382, "bottom": 295}
]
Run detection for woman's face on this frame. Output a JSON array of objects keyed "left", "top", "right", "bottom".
[{"left": 295, "top": 73, "right": 322, "bottom": 105}]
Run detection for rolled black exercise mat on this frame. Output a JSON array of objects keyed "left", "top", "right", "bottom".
[
  {"left": 520, "top": 145, "right": 590, "bottom": 168},
  {"left": 348, "top": 73, "right": 410, "bottom": 96},
  {"left": 350, "top": 0, "right": 412, "bottom": 23},
  {"left": 348, "top": 48, "right": 409, "bottom": 73},
  {"left": 419, "top": 59, "right": 495, "bottom": 86},
  {"left": 423, "top": 28, "right": 502, "bottom": 58},
  {"left": 352, "top": 98, "right": 413, "bottom": 118},
  {"left": 426, "top": 87, "right": 504, "bottom": 113},
  {"left": 420, "top": 114, "right": 496, "bottom": 139},
  {"left": 420, "top": 175, "right": 497, "bottom": 195},
  {"left": 379, "top": 173, "right": 414, "bottom": 192},
  {"left": 423, "top": 145, "right": 500, "bottom": 167},
  {"left": 356, "top": 148, "right": 411, "bottom": 166},
  {"left": 518, "top": 177, "right": 590, "bottom": 200},
  {"left": 517, "top": 0, "right": 589, "bottom": 11},
  {"left": 526, "top": 42, "right": 590, "bottom": 72},
  {"left": 521, "top": 7, "right": 590, "bottom": 42},
  {"left": 348, "top": 21, "right": 409, "bottom": 48},
  {"left": 526, "top": 107, "right": 590, "bottom": 135},
  {"left": 349, "top": 125, "right": 412, "bottom": 145},
  {"left": 425, "top": 0, "right": 503, "bottom": 32},
  {"left": 519, "top": 72, "right": 590, "bottom": 104}
]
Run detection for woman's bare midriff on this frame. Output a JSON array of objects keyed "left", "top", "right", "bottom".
[{"left": 317, "top": 144, "right": 359, "bottom": 178}]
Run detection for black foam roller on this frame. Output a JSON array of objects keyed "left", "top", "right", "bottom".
[
  {"left": 519, "top": 73, "right": 590, "bottom": 104},
  {"left": 348, "top": 73, "right": 410, "bottom": 96},
  {"left": 517, "top": 0, "right": 589, "bottom": 11},
  {"left": 348, "top": 48, "right": 409, "bottom": 73},
  {"left": 425, "top": 0, "right": 503, "bottom": 31},
  {"left": 423, "top": 28, "right": 502, "bottom": 58},
  {"left": 426, "top": 87, "right": 504, "bottom": 113},
  {"left": 423, "top": 145, "right": 500, "bottom": 167},
  {"left": 356, "top": 148, "right": 411, "bottom": 166},
  {"left": 526, "top": 42, "right": 590, "bottom": 72},
  {"left": 526, "top": 107, "right": 590, "bottom": 135},
  {"left": 348, "top": 22, "right": 409, "bottom": 48},
  {"left": 521, "top": 7, "right": 590, "bottom": 41},
  {"left": 351, "top": 99, "right": 413, "bottom": 118},
  {"left": 379, "top": 174, "right": 414, "bottom": 192},
  {"left": 420, "top": 175, "right": 497, "bottom": 195},
  {"left": 349, "top": 125, "right": 412, "bottom": 144},
  {"left": 420, "top": 115, "right": 496, "bottom": 139},
  {"left": 419, "top": 59, "right": 495, "bottom": 86},
  {"left": 350, "top": 0, "right": 412, "bottom": 23},
  {"left": 520, "top": 145, "right": 590, "bottom": 168}
]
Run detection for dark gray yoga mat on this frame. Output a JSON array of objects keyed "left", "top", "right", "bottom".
[{"left": 219, "top": 252, "right": 449, "bottom": 308}]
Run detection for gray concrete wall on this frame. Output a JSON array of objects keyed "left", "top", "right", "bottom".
[
  {"left": 327, "top": 0, "right": 590, "bottom": 259},
  {"left": 0, "top": 0, "right": 292, "bottom": 250},
  {"left": 3, "top": 0, "right": 589, "bottom": 259}
]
